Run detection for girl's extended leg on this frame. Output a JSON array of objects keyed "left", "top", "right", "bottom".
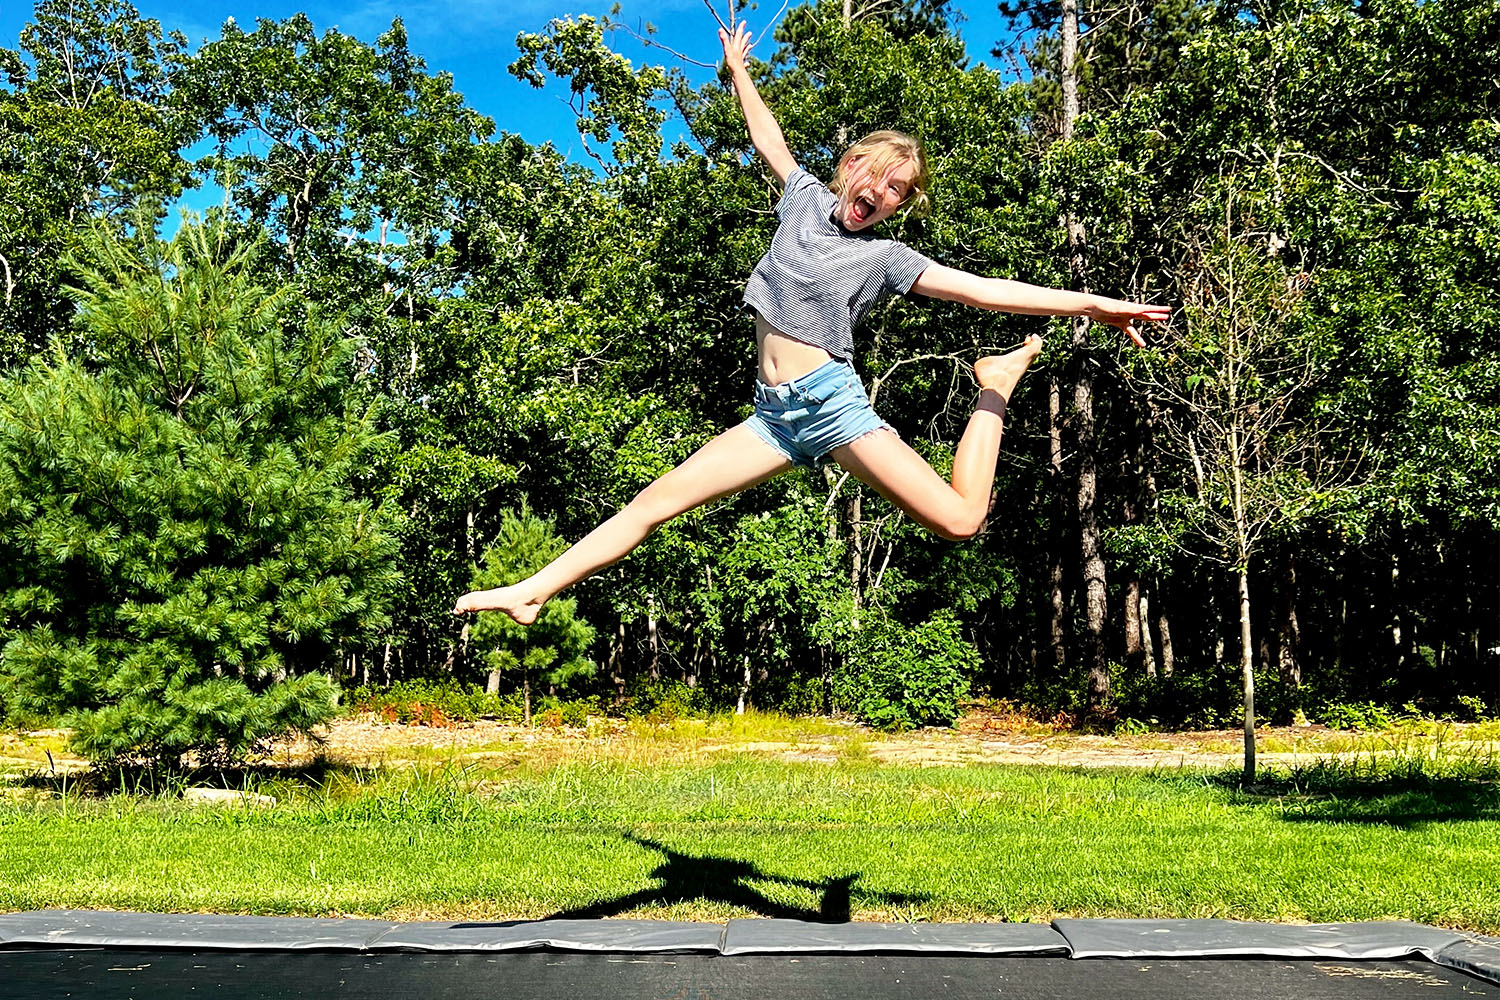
[
  {"left": 454, "top": 422, "right": 793, "bottom": 624},
  {"left": 829, "top": 335, "right": 1043, "bottom": 541}
]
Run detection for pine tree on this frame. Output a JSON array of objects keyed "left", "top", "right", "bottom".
[
  {"left": 467, "top": 505, "right": 595, "bottom": 725},
  {"left": 0, "top": 220, "right": 401, "bottom": 768}
]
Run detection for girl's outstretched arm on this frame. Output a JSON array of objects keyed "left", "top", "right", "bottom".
[
  {"left": 910, "top": 263, "right": 1170, "bottom": 346},
  {"left": 719, "top": 24, "right": 797, "bottom": 184}
]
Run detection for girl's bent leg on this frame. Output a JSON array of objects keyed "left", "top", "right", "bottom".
[
  {"left": 830, "top": 336, "right": 1042, "bottom": 541},
  {"left": 454, "top": 423, "right": 792, "bottom": 624}
]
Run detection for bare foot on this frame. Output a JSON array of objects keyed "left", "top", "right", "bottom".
[
  {"left": 975, "top": 334, "right": 1044, "bottom": 401},
  {"left": 452, "top": 585, "right": 546, "bottom": 626}
]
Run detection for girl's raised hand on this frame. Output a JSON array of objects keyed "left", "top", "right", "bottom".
[
  {"left": 719, "top": 22, "right": 753, "bottom": 72},
  {"left": 1086, "top": 296, "right": 1172, "bottom": 347}
]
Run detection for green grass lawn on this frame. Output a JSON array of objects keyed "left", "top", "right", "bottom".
[{"left": 2, "top": 756, "right": 1498, "bottom": 931}]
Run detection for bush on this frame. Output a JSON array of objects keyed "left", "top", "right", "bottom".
[
  {"left": 1105, "top": 662, "right": 1242, "bottom": 731},
  {"left": 351, "top": 679, "right": 509, "bottom": 725},
  {"left": 533, "top": 695, "right": 598, "bottom": 728},
  {"left": 350, "top": 679, "right": 601, "bottom": 727},
  {"left": 624, "top": 677, "right": 710, "bottom": 721},
  {"left": 773, "top": 675, "right": 827, "bottom": 717},
  {"left": 0, "top": 223, "right": 399, "bottom": 768},
  {"left": 830, "top": 608, "right": 977, "bottom": 731},
  {"left": 1317, "top": 700, "right": 1397, "bottom": 731},
  {"left": 1456, "top": 695, "right": 1493, "bottom": 722}
]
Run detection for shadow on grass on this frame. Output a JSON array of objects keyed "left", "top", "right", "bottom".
[
  {"left": 6, "top": 758, "right": 374, "bottom": 798},
  {"left": 545, "top": 834, "right": 930, "bottom": 922},
  {"left": 1184, "top": 766, "right": 1500, "bottom": 829}
]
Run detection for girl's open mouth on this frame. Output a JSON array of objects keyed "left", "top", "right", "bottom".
[{"left": 850, "top": 196, "right": 875, "bottom": 224}]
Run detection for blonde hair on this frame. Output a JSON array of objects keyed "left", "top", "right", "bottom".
[{"left": 829, "top": 130, "right": 932, "bottom": 219}]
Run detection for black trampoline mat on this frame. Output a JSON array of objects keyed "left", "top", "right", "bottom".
[{"left": 1, "top": 950, "right": 1491, "bottom": 1000}]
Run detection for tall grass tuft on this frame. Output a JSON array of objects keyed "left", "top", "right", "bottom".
[{"left": 302, "top": 765, "right": 489, "bottom": 826}]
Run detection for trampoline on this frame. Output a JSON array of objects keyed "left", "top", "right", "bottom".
[{"left": 2, "top": 910, "right": 1498, "bottom": 999}]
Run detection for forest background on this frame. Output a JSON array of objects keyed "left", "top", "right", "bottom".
[{"left": 0, "top": 0, "right": 1496, "bottom": 769}]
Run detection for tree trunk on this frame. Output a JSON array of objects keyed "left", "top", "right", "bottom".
[
  {"left": 1133, "top": 400, "right": 1173, "bottom": 680},
  {"left": 647, "top": 597, "right": 660, "bottom": 681},
  {"left": 1060, "top": 0, "right": 1109, "bottom": 713},
  {"left": 821, "top": 646, "right": 833, "bottom": 714},
  {"left": 1048, "top": 377, "right": 1068, "bottom": 673},
  {"left": 1060, "top": 0, "right": 1081, "bottom": 135},
  {"left": 755, "top": 622, "right": 773, "bottom": 691},
  {"left": 1123, "top": 412, "right": 1149, "bottom": 677},
  {"left": 1154, "top": 579, "right": 1175, "bottom": 678},
  {"left": 1139, "top": 585, "right": 1157, "bottom": 678},
  {"left": 1335, "top": 532, "right": 1350, "bottom": 672},
  {"left": 1214, "top": 606, "right": 1226, "bottom": 665},
  {"left": 1239, "top": 566, "right": 1256, "bottom": 783},
  {"left": 1076, "top": 370, "right": 1109, "bottom": 713},
  {"left": 443, "top": 621, "right": 469, "bottom": 677},
  {"left": 1390, "top": 548, "right": 1403, "bottom": 670},
  {"left": 609, "top": 622, "right": 626, "bottom": 705},
  {"left": 523, "top": 670, "right": 532, "bottom": 727},
  {"left": 849, "top": 486, "right": 864, "bottom": 610},
  {"left": 1277, "top": 550, "right": 1301, "bottom": 705},
  {"left": 1124, "top": 576, "right": 1144, "bottom": 673},
  {"left": 486, "top": 666, "right": 500, "bottom": 696},
  {"left": 737, "top": 654, "right": 751, "bottom": 715},
  {"left": 1435, "top": 540, "right": 1449, "bottom": 673}
]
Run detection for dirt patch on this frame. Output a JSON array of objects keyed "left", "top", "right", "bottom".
[
  {"left": 0, "top": 731, "right": 88, "bottom": 775},
  {"left": 5, "top": 713, "right": 1493, "bottom": 777},
  {"left": 270, "top": 716, "right": 1356, "bottom": 771}
]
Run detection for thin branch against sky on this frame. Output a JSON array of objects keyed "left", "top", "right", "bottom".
[{"left": 2, "top": 0, "right": 1014, "bottom": 160}]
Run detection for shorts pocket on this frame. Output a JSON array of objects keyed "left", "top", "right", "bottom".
[{"left": 804, "top": 376, "right": 860, "bottom": 406}]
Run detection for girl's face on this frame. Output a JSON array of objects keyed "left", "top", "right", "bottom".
[{"left": 837, "top": 156, "right": 920, "bottom": 232}]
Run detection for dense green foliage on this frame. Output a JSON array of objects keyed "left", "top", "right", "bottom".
[
  {"left": 829, "top": 608, "right": 977, "bottom": 730},
  {"left": 0, "top": 0, "right": 1495, "bottom": 753}
]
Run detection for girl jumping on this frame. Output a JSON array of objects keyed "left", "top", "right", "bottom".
[{"left": 454, "top": 24, "right": 1169, "bottom": 625}]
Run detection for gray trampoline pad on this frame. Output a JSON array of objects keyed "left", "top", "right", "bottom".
[
  {"left": 367, "top": 918, "right": 723, "bottom": 952},
  {"left": 1053, "top": 918, "right": 1467, "bottom": 960},
  {"left": 0, "top": 911, "right": 1495, "bottom": 986},
  {"left": 0, "top": 909, "right": 396, "bottom": 950},
  {"left": 721, "top": 918, "right": 1069, "bottom": 955},
  {"left": 1435, "top": 936, "right": 1500, "bottom": 984}
]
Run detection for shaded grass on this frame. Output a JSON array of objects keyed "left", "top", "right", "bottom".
[{"left": 2, "top": 758, "right": 1499, "bottom": 931}]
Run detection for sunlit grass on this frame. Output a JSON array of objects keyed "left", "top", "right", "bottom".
[
  {"left": 622, "top": 709, "right": 856, "bottom": 743},
  {"left": 4, "top": 709, "right": 1499, "bottom": 929},
  {"left": 2, "top": 750, "right": 1497, "bottom": 931}
]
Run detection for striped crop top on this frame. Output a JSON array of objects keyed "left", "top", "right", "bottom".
[{"left": 742, "top": 167, "right": 933, "bottom": 362}]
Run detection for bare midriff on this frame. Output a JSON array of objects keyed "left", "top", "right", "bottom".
[{"left": 755, "top": 313, "right": 837, "bottom": 385}]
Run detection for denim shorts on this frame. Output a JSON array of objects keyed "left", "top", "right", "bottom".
[{"left": 743, "top": 359, "right": 895, "bottom": 471}]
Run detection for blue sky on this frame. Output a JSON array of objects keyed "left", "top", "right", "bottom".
[{"left": 1, "top": 0, "right": 1018, "bottom": 166}]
